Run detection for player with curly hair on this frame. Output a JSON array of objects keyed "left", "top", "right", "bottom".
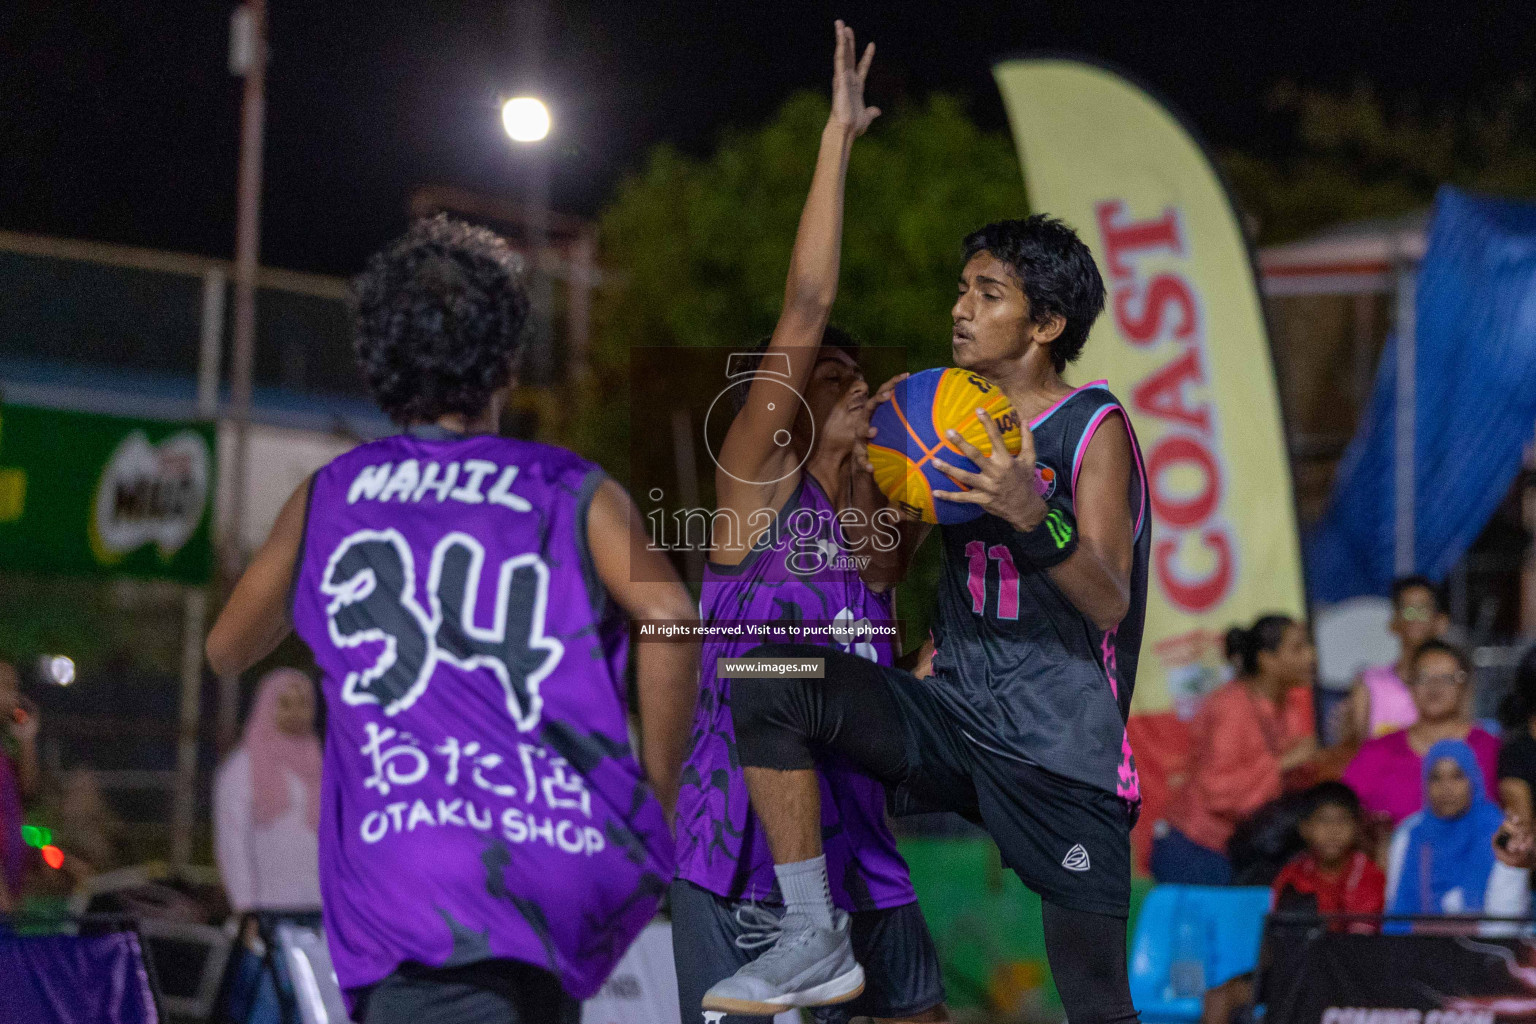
[{"left": 207, "top": 214, "right": 700, "bottom": 1023}]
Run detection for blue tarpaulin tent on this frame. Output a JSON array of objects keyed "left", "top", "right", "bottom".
[{"left": 1307, "top": 187, "right": 1536, "bottom": 602}]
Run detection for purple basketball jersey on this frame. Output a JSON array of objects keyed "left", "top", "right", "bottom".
[
  {"left": 674, "top": 476, "right": 916, "bottom": 911},
  {"left": 291, "top": 432, "right": 671, "bottom": 1001}
]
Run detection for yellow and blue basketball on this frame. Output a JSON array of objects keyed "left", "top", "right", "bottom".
[{"left": 867, "top": 367, "right": 1023, "bottom": 524}]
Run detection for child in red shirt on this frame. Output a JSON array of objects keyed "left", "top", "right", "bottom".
[
  {"left": 1203, "top": 783, "right": 1384, "bottom": 1024},
  {"left": 1272, "top": 782, "right": 1386, "bottom": 927}
]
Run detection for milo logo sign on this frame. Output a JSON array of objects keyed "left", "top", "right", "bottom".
[{"left": 91, "top": 430, "right": 211, "bottom": 562}]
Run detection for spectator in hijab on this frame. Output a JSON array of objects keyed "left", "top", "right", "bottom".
[
  {"left": 1386, "top": 739, "right": 1527, "bottom": 923},
  {"left": 1340, "top": 576, "right": 1447, "bottom": 745},
  {"left": 215, "top": 669, "right": 323, "bottom": 912},
  {"left": 1344, "top": 640, "right": 1498, "bottom": 829},
  {"left": 1153, "top": 615, "right": 1318, "bottom": 884},
  {"left": 0, "top": 661, "right": 38, "bottom": 913}
]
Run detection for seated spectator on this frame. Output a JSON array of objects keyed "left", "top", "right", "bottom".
[
  {"left": 1202, "top": 783, "right": 1385, "bottom": 1024},
  {"left": 1386, "top": 739, "right": 1528, "bottom": 922},
  {"left": 1341, "top": 576, "right": 1447, "bottom": 744},
  {"left": 1496, "top": 646, "right": 1536, "bottom": 821},
  {"left": 215, "top": 668, "right": 322, "bottom": 913},
  {"left": 1344, "top": 640, "right": 1498, "bottom": 829},
  {"left": 0, "top": 661, "right": 39, "bottom": 915},
  {"left": 1153, "top": 615, "right": 1318, "bottom": 885},
  {"left": 1272, "top": 782, "right": 1385, "bottom": 925}
]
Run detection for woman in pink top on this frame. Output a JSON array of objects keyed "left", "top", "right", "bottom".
[
  {"left": 1344, "top": 576, "right": 1447, "bottom": 743},
  {"left": 1343, "top": 639, "right": 1498, "bottom": 828}
]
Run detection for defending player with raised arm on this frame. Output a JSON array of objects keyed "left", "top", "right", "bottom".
[
  {"left": 207, "top": 215, "right": 698, "bottom": 1023},
  {"left": 711, "top": 216, "right": 1149, "bottom": 1024},
  {"left": 675, "top": 22, "right": 947, "bottom": 1024},
  {"left": 712, "top": 19, "right": 886, "bottom": 566}
]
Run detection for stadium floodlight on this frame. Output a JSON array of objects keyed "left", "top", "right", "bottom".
[{"left": 502, "top": 97, "right": 551, "bottom": 143}]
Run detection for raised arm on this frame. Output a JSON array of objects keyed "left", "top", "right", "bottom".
[
  {"left": 715, "top": 22, "right": 878, "bottom": 502},
  {"left": 206, "top": 476, "right": 311, "bottom": 677},
  {"left": 585, "top": 478, "right": 700, "bottom": 824}
]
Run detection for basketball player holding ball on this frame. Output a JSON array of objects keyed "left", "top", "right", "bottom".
[
  {"left": 707, "top": 215, "right": 1150, "bottom": 1024},
  {"left": 676, "top": 21, "right": 947, "bottom": 1024}
]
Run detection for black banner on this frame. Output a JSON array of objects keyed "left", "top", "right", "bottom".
[{"left": 1265, "top": 923, "right": 1536, "bottom": 1024}]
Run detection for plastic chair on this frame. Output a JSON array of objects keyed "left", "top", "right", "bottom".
[{"left": 1130, "top": 885, "right": 1271, "bottom": 1023}]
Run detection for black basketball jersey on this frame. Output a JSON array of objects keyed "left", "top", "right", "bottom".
[{"left": 929, "top": 381, "right": 1150, "bottom": 803}]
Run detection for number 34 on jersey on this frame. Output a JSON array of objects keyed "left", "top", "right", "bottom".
[{"left": 320, "top": 528, "right": 564, "bottom": 730}]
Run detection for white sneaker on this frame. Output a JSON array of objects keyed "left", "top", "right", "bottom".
[{"left": 701, "top": 910, "right": 865, "bottom": 1015}]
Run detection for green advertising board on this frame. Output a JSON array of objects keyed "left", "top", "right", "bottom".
[{"left": 0, "top": 404, "right": 215, "bottom": 584}]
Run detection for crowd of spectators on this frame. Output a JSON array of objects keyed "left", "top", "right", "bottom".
[
  {"left": 1154, "top": 578, "right": 1532, "bottom": 914},
  {"left": 1147, "top": 577, "right": 1536, "bottom": 1023},
  {"left": 5, "top": 577, "right": 1536, "bottom": 1024}
]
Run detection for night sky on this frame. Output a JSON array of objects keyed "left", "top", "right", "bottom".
[{"left": 3, "top": 0, "right": 1534, "bottom": 277}]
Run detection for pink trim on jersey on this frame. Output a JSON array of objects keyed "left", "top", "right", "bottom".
[
  {"left": 1101, "top": 629, "right": 1120, "bottom": 698},
  {"left": 1127, "top": 415, "right": 1149, "bottom": 540},
  {"left": 1071, "top": 403, "right": 1118, "bottom": 497},
  {"left": 1029, "top": 380, "right": 1110, "bottom": 430},
  {"left": 1117, "top": 732, "right": 1141, "bottom": 802},
  {"left": 1069, "top": 402, "right": 1150, "bottom": 541}
]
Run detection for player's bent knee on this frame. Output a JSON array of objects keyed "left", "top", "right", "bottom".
[{"left": 725, "top": 671, "right": 818, "bottom": 771}]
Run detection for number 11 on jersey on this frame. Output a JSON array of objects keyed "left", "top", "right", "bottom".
[{"left": 965, "top": 540, "right": 1020, "bottom": 620}]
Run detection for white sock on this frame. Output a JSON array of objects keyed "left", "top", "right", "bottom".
[{"left": 774, "top": 855, "right": 834, "bottom": 929}]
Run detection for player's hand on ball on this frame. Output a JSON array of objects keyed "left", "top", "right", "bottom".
[
  {"left": 857, "top": 372, "right": 909, "bottom": 473},
  {"left": 934, "top": 408, "right": 1048, "bottom": 532},
  {"left": 868, "top": 371, "right": 908, "bottom": 409},
  {"left": 828, "top": 21, "right": 879, "bottom": 138}
]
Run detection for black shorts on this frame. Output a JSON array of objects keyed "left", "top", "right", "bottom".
[
  {"left": 669, "top": 879, "right": 945, "bottom": 1024},
  {"left": 734, "top": 643, "right": 1134, "bottom": 919},
  {"left": 354, "top": 959, "right": 579, "bottom": 1024},
  {"left": 888, "top": 662, "right": 1132, "bottom": 917}
]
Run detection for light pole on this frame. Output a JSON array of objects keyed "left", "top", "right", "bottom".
[
  {"left": 502, "top": 96, "right": 553, "bottom": 387},
  {"left": 227, "top": 1, "right": 266, "bottom": 578},
  {"left": 217, "top": 0, "right": 268, "bottom": 762}
]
